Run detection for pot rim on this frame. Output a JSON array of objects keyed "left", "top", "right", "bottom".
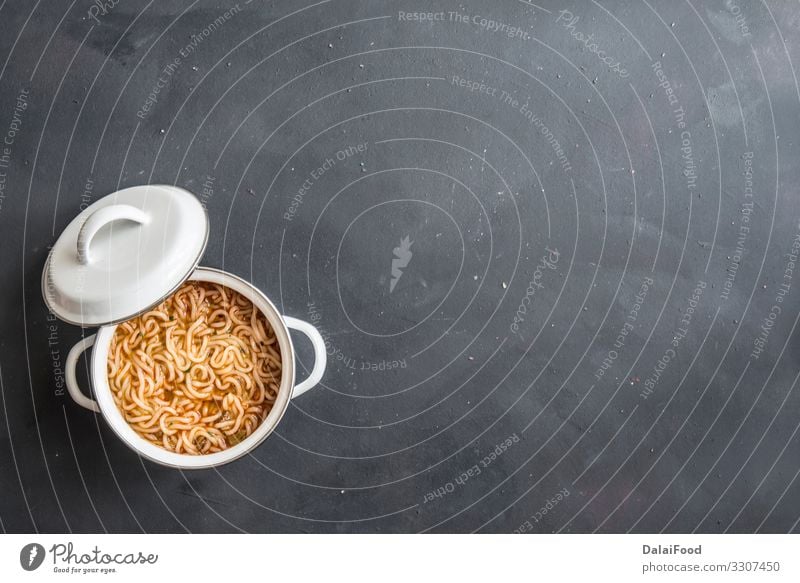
[{"left": 90, "top": 266, "right": 295, "bottom": 469}]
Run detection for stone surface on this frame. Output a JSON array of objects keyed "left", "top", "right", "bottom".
[{"left": 0, "top": 0, "right": 798, "bottom": 533}]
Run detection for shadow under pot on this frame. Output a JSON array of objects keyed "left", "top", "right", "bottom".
[{"left": 42, "top": 184, "right": 326, "bottom": 469}]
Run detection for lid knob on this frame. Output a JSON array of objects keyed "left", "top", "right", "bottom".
[{"left": 77, "top": 204, "right": 150, "bottom": 265}]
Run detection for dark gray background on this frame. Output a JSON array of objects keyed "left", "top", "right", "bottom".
[{"left": 0, "top": 0, "right": 799, "bottom": 533}]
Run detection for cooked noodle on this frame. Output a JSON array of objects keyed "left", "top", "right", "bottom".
[{"left": 107, "top": 281, "right": 281, "bottom": 454}]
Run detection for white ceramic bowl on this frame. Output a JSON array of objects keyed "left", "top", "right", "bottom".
[{"left": 64, "top": 266, "right": 326, "bottom": 469}]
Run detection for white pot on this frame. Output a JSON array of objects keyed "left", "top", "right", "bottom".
[
  {"left": 43, "top": 185, "right": 326, "bottom": 469},
  {"left": 63, "top": 267, "right": 326, "bottom": 469}
]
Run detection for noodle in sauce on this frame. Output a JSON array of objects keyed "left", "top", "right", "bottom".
[{"left": 107, "top": 281, "right": 281, "bottom": 454}]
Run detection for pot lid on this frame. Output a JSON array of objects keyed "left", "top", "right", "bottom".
[{"left": 42, "top": 184, "right": 209, "bottom": 326}]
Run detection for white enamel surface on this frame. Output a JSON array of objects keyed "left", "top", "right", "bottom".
[
  {"left": 90, "top": 268, "right": 296, "bottom": 469},
  {"left": 284, "top": 316, "right": 327, "bottom": 398},
  {"left": 42, "top": 185, "right": 208, "bottom": 326}
]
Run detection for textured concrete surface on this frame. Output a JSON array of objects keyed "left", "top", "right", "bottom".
[{"left": 0, "top": 0, "right": 799, "bottom": 533}]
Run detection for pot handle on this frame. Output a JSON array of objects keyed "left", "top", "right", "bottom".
[
  {"left": 65, "top": 334, "right": 100, "bottom": 412},
  {"left": 284, "top": 316, "right": 327, "bottom": 398}
]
